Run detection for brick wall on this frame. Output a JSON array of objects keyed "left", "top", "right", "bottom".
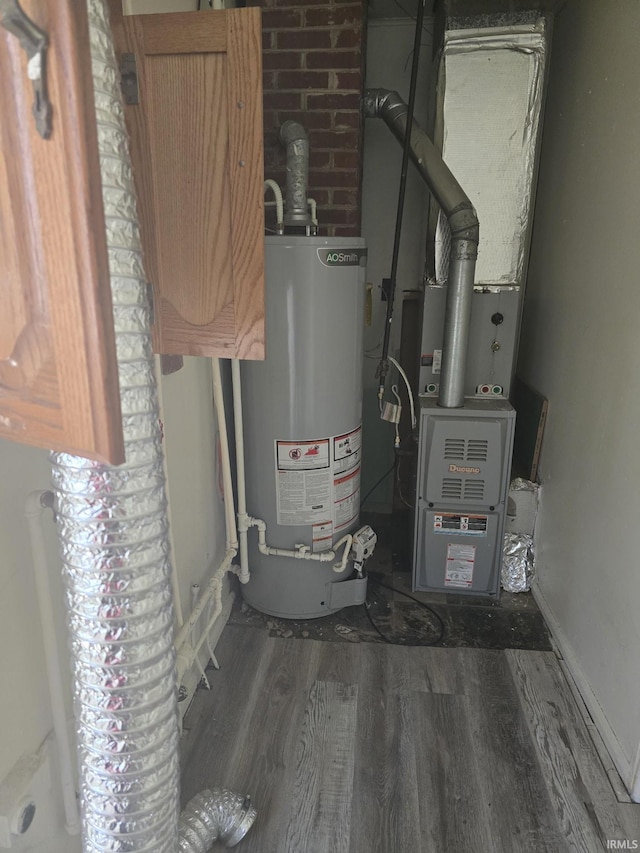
[{"left": 250, "top": 0, "right": 367, "bottom": 237}]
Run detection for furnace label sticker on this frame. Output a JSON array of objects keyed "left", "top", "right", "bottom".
[
  {"left": 432, "top": 349, "right": 442, "bottom": 375},
  {"left": 275, "top": 438, "right": 332, "bottom": 526},
  {"left": 444, "top": 542, "right": 476, "bottom": 588},
  {"left": 333, "top": 426, "right": 362, "bottom": 476},
  {"left": 434, "top": 513, "right": 488, "bottom": 536}
]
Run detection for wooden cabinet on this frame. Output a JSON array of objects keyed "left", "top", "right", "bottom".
[
  {"left": 0, "top": 0, "right": 124, "bottom": 463},
  {"left": 109, "top": 5, "right": 265, "bottom": 360}
]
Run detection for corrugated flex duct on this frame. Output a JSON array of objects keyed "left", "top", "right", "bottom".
[{"left": 50, "top": 1, "right": 256, "bottom": 850}]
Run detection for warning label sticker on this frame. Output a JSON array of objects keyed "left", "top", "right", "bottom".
[
  {"left": 276, "top": 439, "right": 330, "bottom": 471},
  {"left": 432, "top": 349, "right": 442, "bottom": 375},
  {"left": 333, "top": 427, "right": 361, "bottom": 476},
  {"left": 312, "top": 520, "right": 334, "bottom": 553},
  {"left": 444, "top": 543, "right": 476, "bottom": 589},
  {"left": 274, "top": 428, "right": 361, "bottom": 532},
  {"left": 434, "top": 513, "right": 488, "bottom": 537}
]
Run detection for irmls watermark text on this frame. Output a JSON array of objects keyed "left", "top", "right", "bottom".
[{"left": 606, "top": 842, "right": 639, "bottom": 850}]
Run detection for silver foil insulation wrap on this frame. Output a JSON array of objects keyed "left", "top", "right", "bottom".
[
  {"left": 178, "top": 789, "right": 257, "bottom": 851},
  {"left": 502, "top": 533, "right": 535, "bottom": 593},
  {"left": 50, "top": 0, "right": 180, "bottom": 850}
]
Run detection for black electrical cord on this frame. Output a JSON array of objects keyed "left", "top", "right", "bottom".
[
  {"left": 364, "top": 573, "right": 445, "bottom": 646},
  {"left": 360, "top": 457, "right": 398, "bottom": 508},
  {"left": 377, "top": 0, "right": 427, "bottom": 391}
]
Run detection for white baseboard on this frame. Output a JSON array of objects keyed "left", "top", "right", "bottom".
[{"left": 532, "top": 580, "right": 638, "bottom": 802}]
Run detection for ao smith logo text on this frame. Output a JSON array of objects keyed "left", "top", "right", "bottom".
[
  {"left": 449, "top": 464, "right": 481, "bottom": 475},
  {"left": 317, "top": 248, "right": 367, "bottom": 267}
]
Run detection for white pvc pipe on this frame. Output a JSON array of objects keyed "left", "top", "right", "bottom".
[
  {"left": 231, "top": 360, "right": 250, "bottom": 584},
  {"left": 247, "top": 515, "right": 352, "bottom": 570},
  {"left": 24, "top": 491, "right": 80, "bottom": 837},
  {"left": 211, "top": 358, "right": 239, "bottom": 553}
]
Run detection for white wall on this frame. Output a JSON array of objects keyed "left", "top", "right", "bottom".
[
  {"left": 360, "top": 18, "right": 432, "bottom": 510},
  {"left": 518, "top": 0, "right": 640, "bottom": 795}
]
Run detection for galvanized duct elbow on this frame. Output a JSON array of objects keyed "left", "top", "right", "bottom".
[
  {"left": 364, "top": 88, "right": 479, "bottom": 408},
  {"left": 179, "top": 789, "right": 257, "bottom": 851},
  {"left": 279, "top": 120, "right": 313, "bottom": 228}
]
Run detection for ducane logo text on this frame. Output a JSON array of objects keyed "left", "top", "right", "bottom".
[{"left": 449, "top": 464, "right": 481, "bottom": 475}]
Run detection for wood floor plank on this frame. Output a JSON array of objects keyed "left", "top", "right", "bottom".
[
  {"left": 284, "top": 681, "right": 358, "bottom": 853},
  {"left": 410, "top": 692, "right": 501, "bottom": 853},
  {"left": 349, "top": 644, "right": 423, "bottom": 852},
  {"left": 507, "top": 649, "right": 631, "bottom": 850}
]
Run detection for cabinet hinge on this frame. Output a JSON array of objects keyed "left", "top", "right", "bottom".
[{"left": 119, "top": 52, "right": 139, "bottom": 105}]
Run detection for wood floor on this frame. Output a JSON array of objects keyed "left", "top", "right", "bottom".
[{"left": 180, "top": 625, "right": 640, "bottom": 853}]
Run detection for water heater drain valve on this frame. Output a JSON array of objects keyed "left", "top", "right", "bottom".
[{"left": 348, "top": 525, "right": 377, "bottom": 577}]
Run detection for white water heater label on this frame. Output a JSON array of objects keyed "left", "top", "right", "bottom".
[
  {"left": 432, "top": 349, "right": 442, "bottom": 375},
  {"left": 276, "top": 439, "right": 332, "bottom": 526},
  {"left": 275, "top": 427, "right": 362, "bottom": 531},
  {"left": 444, "top": 543, "right": 476, "bottom": 589}
]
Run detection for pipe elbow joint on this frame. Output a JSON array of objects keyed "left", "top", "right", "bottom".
[
  {"left": 279, "top": 120, "right": 308, "bottom": 148},
  {"left": 449, "top": 202, "right": 479, "bottom": 245}
]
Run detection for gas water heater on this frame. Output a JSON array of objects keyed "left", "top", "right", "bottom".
[{"left": 241, "top": 236, "right": 371, "bottom": 619}]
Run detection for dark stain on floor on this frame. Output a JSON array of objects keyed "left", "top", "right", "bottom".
[{"left": 229, "top": 512, "right": 552, "bottom": 652}]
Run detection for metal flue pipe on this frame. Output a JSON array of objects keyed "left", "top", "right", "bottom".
[
  {"left": 279, "top": 120, "right": 314, "bottom": 229},
  {"left": 364, "top": 89, "right": 479, "bottom": 408}
]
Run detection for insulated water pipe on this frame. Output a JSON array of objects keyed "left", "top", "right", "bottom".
[{"left": 363, "top": 88, "right": 479, "bottom": 408}]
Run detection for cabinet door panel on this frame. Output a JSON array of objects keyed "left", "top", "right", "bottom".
[
  {"left": 110, "top": 6, "right": 265, "bottom": 360},
  {"left": 0, "top": 0, "right": 124, "bottom": 462}
]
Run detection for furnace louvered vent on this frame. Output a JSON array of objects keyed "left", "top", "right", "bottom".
[
  {"left": 441, "top": 478, "right": 463, "bottom": 500},
  {"left": 444, "top": 438, "right": 465, "bottom": 460},
  {"left": 464, "top": 480, "right": 485, "bottom": 501},
  {"left": 444, "top": 437, "right": 489, "bottom": 462}
]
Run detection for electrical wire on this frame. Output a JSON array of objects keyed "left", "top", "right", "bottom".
[
  {"left": 360, "top": 457, "right": 398, "bottom": 508},
  {"left": 364, "top": 573, "right": 445, "bottom": 646},
  {"left": 388, "top": 355, "right": 416, "bottom": 429}
]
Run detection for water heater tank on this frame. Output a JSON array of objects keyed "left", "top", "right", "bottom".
[{"left": 241, "top": 236, "right": 367, "bottom": 618}]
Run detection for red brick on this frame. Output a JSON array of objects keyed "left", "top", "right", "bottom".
[
  {"left": 262, "top": 70, "right": 277, "bottom": 90},
  {"left": 276, "top": 110, "right": 332, "bottom": 130},
  {"left": 262, "top": 51, "right": 302, "bottom": 71},
  {"left": 309, "top": 150, "right": 331, "bottom": 169},
  {"left": 322, "top": 207, "right": 360, "bottom": 225},
  {"left": 304, "top": 5, "right": 362, "bottom": 26},
  {"left": 264, "top": 92, "right": 304, "bottom": 111},
  {"left": 277, "top": 70, "right": 330, "bottom": 90},
  {"left": 333, "top": 111, "right": 361, "bottom": 131},
  {"left": 308, "top": 128, "right": 359, "bottom": 149},
  {"left": 307, "top": 189, "right": 330, "bottom": 205},
  {"left": 333, "top": 225, "right": 361, "bottom": 237},
  {"left": 306, "top": 92, "right": 361, "bottom": 111},
  {"left": 276, "top": 30, "right": 332, "bottom": 50},
  {"left": 309, "top": 169, "right": 359, "bottom": 188},
  {"left": 262, "top": 31, "right": 275, "bottom": 51},
  {"left": 333, "top": 150, "right": 360, "bottom": 169},
  {"left": 334, "top": 28, "right": 362, "bottom": 48},
  {"left": 261, "top": 7, "right": 302, "bottom": 28},
  {"left": 306, "top": 49, "right": 362, "bottom": 69},
  {"left": 332, "top": 71, "right": 361, "bottom": 90},
  {"left": 332, "top": 188, "right": 358, "bottom": 205}
]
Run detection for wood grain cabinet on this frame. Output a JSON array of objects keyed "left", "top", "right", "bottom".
[
  {"left": 0, "top": 0, "right": 124, "bottom": 463},
  {"left": 109, "top": 5, "right": 265, "bottom": 361}
]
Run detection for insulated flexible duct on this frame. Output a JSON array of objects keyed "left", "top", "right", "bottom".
[
  {"left": 50, "top": 2, "right": 256, "bottom": 851},
  {"left": 364, "top": 89, "right": 479, "bottom": 408},
  {"left": 178, "top": 789, "right": 257, "bottom": 851}
]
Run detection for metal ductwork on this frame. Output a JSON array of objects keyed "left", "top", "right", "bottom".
[
  {"left": 179, "top": 789, "right": 257, "bottom": 851},
  {"left": 49, "top": 1, "right": 256, "bottom": 850},
  {"left": 364, "top": 88, "right": 479, "bottom": 408},
  {"left": 279, "top": 120, "right": 314, "bottom": 229}
]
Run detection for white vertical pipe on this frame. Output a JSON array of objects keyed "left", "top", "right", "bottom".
[
  {"left": 25, "top": 491, "right": 81, "bottom": 837},
  {"left": 211, "top": 359, "right": 238, "bottom": 552},
  {"left": 231, "top": 360, "right": 250, "bottom": 584}
]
